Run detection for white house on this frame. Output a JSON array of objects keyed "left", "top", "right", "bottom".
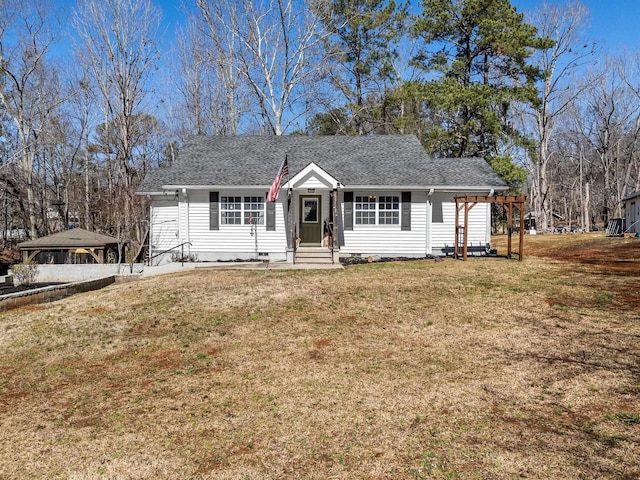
[
  {"left": 138, "top": 135, "right": 508, "bottom": 264},
  {"left": 623, "top": 190, "right": 640, "bottom": 235}
]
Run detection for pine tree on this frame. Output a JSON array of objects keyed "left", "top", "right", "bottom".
[
  {"left": 412, "top": 0, "right": 551, "bottom": 191},
  {"left": 317, "top": 0, "right": 408, "bottom": 134}
]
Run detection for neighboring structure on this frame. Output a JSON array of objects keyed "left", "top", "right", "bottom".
[
  {"left": 523, "top": 211, "right": 564, "bottom": 232},
  {"left": 18, "top": 228, "right": 123, "bottom": 264},
  {"left": 139, "top": 135, "right": 508, "bottom": 264},
  {"left": 623, "top": 190, "right": 640, "bottom": 235}
]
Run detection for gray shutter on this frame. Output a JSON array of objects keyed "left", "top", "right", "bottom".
[
  {"left": 401, "top": 192, "right": 411, "bottom": 231},
  {"left": 432, "top": 198, "right": 443, "bottom": 223},
  {"left": 209, "top": 192, "right": 219, "bottom": 230},
  {"left": 266, "top": 198, "right": 276, "bottom": 231},
  {"left": 344, "top": 191, "right": 353, "bottom": 231}
]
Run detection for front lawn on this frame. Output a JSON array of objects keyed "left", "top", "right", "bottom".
[{"left": 1, "top": 234, "right": 638, "bottom": 478}]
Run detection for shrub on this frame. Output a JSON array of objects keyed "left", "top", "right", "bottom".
[{"left": 12, "top": 261, "right": 39, "bottom": 287}]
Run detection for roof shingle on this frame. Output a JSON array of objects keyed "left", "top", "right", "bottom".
[
  {"left": 18, "top": 228, "right": 120, "bottom": 249},
  {"left": 140, "top": 135, "right": 506, "bottom": 191}
]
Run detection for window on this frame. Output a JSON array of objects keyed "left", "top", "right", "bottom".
[
  {"left": 355, "top": 196, "right": 376, "bottom": 224},
  {"left": 303, "top": 198, "right": 319, "bottom": 223},
  {"left": 244, "top": 196, "right": 264, "bottom": 225},
  {"left": 221, "top": 196, "right": 242, "bottom": 224},
  {"left": 220, "top": 195, "right": 264, "bottom": 225},
  {"left": 378, "top": 196, "right": 399, "bottom": 224},
  {"left": 355, "top": 195, "right": 399, "bottom": 225}
]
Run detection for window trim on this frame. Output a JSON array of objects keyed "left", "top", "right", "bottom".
[
  {"left": 354, "top": 194, "right": 400, "bottom": 226},
  {"left": 219, "top": 194, "right": 265, "bottom": 226},
  {"left": 243, "top": 195, "right": 265, "bottom": 225}
]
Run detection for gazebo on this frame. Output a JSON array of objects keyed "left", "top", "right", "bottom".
[{"left": 18, "top": 228, "right": 123, "bottom": 264}]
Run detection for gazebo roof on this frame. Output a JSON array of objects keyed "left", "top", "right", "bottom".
[{"left": 18, "top": 228, "right": 120, "bottom": 249}]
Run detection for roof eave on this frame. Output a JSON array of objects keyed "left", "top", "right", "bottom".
[
  {"left": 432, "top": 185, "right": 509, "bottom": 191},
  {"left": 162, "top": 184, "right": 271, "bottom": 190},
  {"left": 137, "top": 190, "right": 164, "bottom": 196},
  {"left": 622, "top": 190, "right": 640, "bottom": 202},
  {"left": 149, "top": 184, "right": 509, "bottom": 192}
]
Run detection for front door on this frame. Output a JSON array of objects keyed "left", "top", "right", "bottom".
[{"left": 299, "top": 195, "right": 322, "bottom": 245}]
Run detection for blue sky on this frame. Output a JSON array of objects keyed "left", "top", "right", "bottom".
[
  {"left": 512, "top": 0, "right": 640, "bottom": 52},
  {"left": 153, "top": 0, "right": 640, "bottom": 54}
]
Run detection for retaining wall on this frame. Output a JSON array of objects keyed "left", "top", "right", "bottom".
[
  {"left": 26, "top": 264, "right": 145, "bottom": 283},
  {"left": 0, "top": 276, "right": 118, "bottom": 312}
]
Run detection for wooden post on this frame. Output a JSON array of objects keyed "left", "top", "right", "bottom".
[
  {"left": 463, "top": 201, "right": 469, "bottom": 260},
  {"left": 517, "top": 203, "right": 525, "bottom": 261},
  {"left": 452, "top": 194, "right": 527, "bottom": 262},
  {"left": 507, "top": 202, "right": 513, "bottom": 259},
  {"left": 454, "top": 198, "right": 460, "bottom": 259}
]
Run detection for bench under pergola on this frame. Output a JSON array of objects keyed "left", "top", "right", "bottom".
[{"left": 454, "top": 195, "right": 527, "bottom": 261}]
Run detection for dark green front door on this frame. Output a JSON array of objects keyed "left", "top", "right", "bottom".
[{"left": 299, "top": 195, "right": 321, "bottom": 245}]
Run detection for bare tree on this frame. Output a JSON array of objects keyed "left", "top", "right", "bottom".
[
  {"left": 176, "top": 8, "right": 248, "bottom": 136},
  {"left": 579, "top": 59, "right": 640, "bottom": 223},
  {"left": 195, "top": 0, "right": 326, "bottom": 135},
  {"left": 73, "top": 0, "right": 161, "bottom": 236},
  {"left": 0, "top": 0, "right": 65, "bottom": 238},
  {"left": 617, "top": 51, "right": 640, "bottom": 196},
  {"left": 527, "top": 0, "right": 593, "bottom": 232}
]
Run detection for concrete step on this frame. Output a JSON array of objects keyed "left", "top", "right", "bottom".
[
  {"left": 295, "top": 247, "right": 334, "bottom": 264},
  {"left": 295, "top": 257, "right": 334, "bottom": 264}
]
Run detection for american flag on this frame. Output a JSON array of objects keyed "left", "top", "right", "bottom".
[{"left": 267, "top": 155, "right": 289, "bottom": 202}]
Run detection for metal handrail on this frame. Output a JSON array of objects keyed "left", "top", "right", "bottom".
[
  {"left": 325, "top": 220, "right": 335, "bottom": 263},
  {"left": 147, "top": 242, "right": 193, "bottom": 266},
  {"left": 292, "top": 224, "right": 298, "bottom": 263}
]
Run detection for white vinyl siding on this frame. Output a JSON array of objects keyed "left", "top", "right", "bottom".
[
  {"left": 341, "top": 190, "right": 427, "bottom": 257},
  {"left": 150, "top": 187, "right": 498, "bottom": 261},
  {"left": 430, "top": 192, "right": 491, "bottom": 254},
  {"left": 187, "top": 190, "right": 287, "bottom": 259},
  {"left": 150, "top": 197, "right": 179, "bottom": 252}
]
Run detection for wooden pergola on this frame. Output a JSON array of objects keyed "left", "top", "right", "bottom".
[{"left": 454, "top": 195, "right": 528, "bottom": 261}]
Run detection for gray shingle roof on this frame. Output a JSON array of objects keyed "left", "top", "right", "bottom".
[
  {"left": 18, "top": 228, "right": 120, "bottom": 249},
  {"left": 623, "top": 190, "right": 640, "bottom": 202},
  {"left": 140, "top": 135, "right": 507, "bottom": 191}
]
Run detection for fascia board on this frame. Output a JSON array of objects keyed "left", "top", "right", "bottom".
[
  {"left": 284, "top": 162, "right": 340, "bottom": 189},
  {"left": 338, "top": 185, "right": 507, "bottom": 191},
  {"left": 162, "top": 185, "right": 270, "bottom": 190}
]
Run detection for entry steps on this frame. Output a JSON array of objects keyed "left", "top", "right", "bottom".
[{"left": 294, "top": 246, "right": 334, "bottom": 264}]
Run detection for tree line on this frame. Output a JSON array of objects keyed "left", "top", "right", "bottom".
[{"left": 1, "top": 0, "right": 639, "bottom": 254}]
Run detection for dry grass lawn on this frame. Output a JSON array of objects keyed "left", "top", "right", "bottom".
[{"left": 1, "top": 233, "right": 639, "bottom": 479}]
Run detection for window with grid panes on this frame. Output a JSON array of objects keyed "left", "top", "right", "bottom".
[
  {"left": 355, "top": 195, "right": 376, "bottom": 224},
  {"left": 244, "top": 196, "right": 264, "bottom": 224},
  {"left": 220, "top": 196, "right": 242, "bottom": 224},
  {"left": 378, "top": 195, "right": 399, "bottom": 224}
]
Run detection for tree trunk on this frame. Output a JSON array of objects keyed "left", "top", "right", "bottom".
[{"left": 584, "top": 181, "right": 590, "bottom": 232}]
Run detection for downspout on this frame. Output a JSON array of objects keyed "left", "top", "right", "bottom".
[
  {"left": 182, "top": 188, "right": 190, "bottom": 254},
  {"left": 289, "top": 188, "right": 295, "bottom": 263},
  {"left": 331, "top": 187, "right": 338, "bottom": 263},
  {"left": 147, "top": 195, "right": 152, "bottom": 266},
  {"left": 487, "top": 189, "right": 494, "bottom": 245},
  {"left": 426, "top": 188, "right": 434, "bottom": 256}
]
